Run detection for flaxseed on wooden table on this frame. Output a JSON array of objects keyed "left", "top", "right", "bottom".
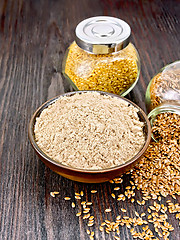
[{"left": 34, "top": 92, "right": 145, "bottom": 169}]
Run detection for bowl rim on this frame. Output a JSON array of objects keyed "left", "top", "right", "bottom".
[{"left": 28, "top": 90, "right": 151, "bottom": 174}]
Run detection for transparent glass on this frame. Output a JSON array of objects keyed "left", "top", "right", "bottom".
[
  {"left": 146, "top": 60, "right": 180, "bottom": 112},
  {"left": 62, "top": 41, "right": 140, "bottom": 96},
  {"left": 148, "top": 103, "right": 180, "bottom": 142}
]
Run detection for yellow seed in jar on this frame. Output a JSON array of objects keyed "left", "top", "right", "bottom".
[{"left": 64, "top": 42, "right": 138, "bottom": 95}]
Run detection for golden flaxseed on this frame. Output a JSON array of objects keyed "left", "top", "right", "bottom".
[
  {"left": 114, "top": 236, "right": 120, "bottom": 240},
  {"left": 105, "top": 208, "right": 111, "bottom": 213},
  {"left": 121, "top": 208, "right": 126, "bottom": 213},
  {"left": 76, "top": 212, "right": 81, "bottom": 217},
  {"left": 53, "top": 191, "right": 59, "bottom": 194},
  {"left": 75, "top": 196, "right": 81, "bottom": 200},
  {"left": 50, "top": 192, "right": 55, "bottom": 197},
  {"left": 88, "top": 222, "right": 94, "bottom": 227},
  {"left": 83, "top": 210, "right": 90, "bottom": 214},
  {"left": 65, "top": 42, "right": 138, "bottom": 95},
  {"left": 111, "top": 193, "right": 116, "bottom": 199},
  {"left": 86, "top": 202, "right": 93, "bottom": 206},
  {"left": 83, "top": 214, "right": 90, "bottom": 219},
  {"left": 91, "top": 190, "right": 97, "bottom": 194},
  {"left": 72, "top": 202, "right": 75, "bottom": 208},
  {"left": 99, "top": 226, "right": 103, "bottom": 231},
  {"left": 64, "top": 197, "right": 71, "bottom": 200},
  {"left": 91, "top": 231, "right": 94, "bottom": 237}
]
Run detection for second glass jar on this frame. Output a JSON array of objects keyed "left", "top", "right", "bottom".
[{"left": 146, "top": 60, "right": 180, "bottom": 112}]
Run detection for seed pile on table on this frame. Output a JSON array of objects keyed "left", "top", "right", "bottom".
[
  {"left": 65, "top": 42, "right": 138, "bottom": 95},
  {"left": 34, "top": 92, "right": 145, "bottom": 169},
  {"left": 50, "top": 112, "right": 180, "bottom": 240}
]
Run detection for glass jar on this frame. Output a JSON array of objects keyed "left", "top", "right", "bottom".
[
  {"left": 148, "top": 103, "right": 180, "bottom": 142},
  {"left": 62, "top": 16, "right": 140, "bottom": 96},
  {"left": 145, "top": 60, "right": 180, "bottom": 112}
]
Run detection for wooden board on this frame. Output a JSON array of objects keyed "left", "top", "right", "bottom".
[{"left": 0, "top": 0, "right": 179, "bottom": 239}]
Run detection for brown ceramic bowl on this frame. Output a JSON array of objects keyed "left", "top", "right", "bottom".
[{"left": 28, "top": 91, "right": 151, "bottom": 183}]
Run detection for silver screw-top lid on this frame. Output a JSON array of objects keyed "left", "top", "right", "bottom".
[{"left": 75, "top": 16, "right": 131, "bottom": 54}]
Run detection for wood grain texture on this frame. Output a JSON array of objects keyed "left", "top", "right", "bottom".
[{"left": 0, "top": 0, "right": 179, "bottom": 239}]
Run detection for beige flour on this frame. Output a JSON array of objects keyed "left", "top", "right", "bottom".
[{"left": 34, "top": 92, "right": 145, "bottom": 170}]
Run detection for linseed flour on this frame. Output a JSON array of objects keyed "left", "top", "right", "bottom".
[{"left": 34, "top": 92, "right": 145, "bottom": 169}]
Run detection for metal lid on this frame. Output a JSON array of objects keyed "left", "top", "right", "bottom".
[{"left": 75, "top": 16, "right": 131, "bottom": 54}]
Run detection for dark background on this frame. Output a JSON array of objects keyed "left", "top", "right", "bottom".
[{"left": 0, "top": 0, "right": 179, "bottom": 239}]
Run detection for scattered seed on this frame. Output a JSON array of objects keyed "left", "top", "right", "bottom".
[
  {"left": 76, "top": 212, "right": 81, "bottom": 217},
  {"left": 91, "top": 190, "right": 97, "bottom": 194},
  {"left": 111, "top": 193, "right": 116, "bottom": 199},
  {"left": 105, "top": 220, "right": 111, "bottom": 224},
  {"left": 84, "top": 213, "right": 91, "bottom": 219},
  {"left": 83, "top": 210, "right": 90, "bottom": 214},
  {"left": 72, "top": 202, "right": 75, "bottom": 208},
  {"left": 114, "top": 236, "right": 120, "bottom": 240},
  {"left": 99, "top": 226, "right": 103, "bottom": 231},
  {"left": 84, "top": 208, "right": 91, "bottom": 211},
  {"left": 121, "top": 208, "right": 126, "bottom": 213},
  {"left": 101, "top": 222, "right": 106, "bottom": 226},
  {"left": 64, "top": 197, "right": 71, "bottom": 200},
  {"left": 105, "top": 208, "right": 111, "bottom": 213},
  {"left": 50, "top": 192, "right": 55, "bottom": 197},
  {"left": 75, "top": 196, "right": 81, "bottom": 200},
  {"left": 135, "top": 211, "right": 139, "bottom": 217},
  {"left": 54, "top": 191, "right": 59, "bottom": 194},
  {"left": 141, "top": 200, "right": 145, "bottom": 205},
  {"left": 158, "top": 196, "right": 161, "bottom": 201},
  {"left": 88, "top": 222, "right": 94, "bottom": 227}
]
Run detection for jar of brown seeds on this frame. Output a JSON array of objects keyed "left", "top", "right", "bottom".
[
  {"left": 147, "top": 103, "right": 180, "bottom": 142},
  {"left": 62, "top": 16, "right": 140, "bottom": 96},
  {"left": 145, "top": 60, "right": 180, "bottom": 112}
]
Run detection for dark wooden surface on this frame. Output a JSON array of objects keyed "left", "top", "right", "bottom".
[{"left": 0, "top": 0, "right": 179, "bottom": 239}]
